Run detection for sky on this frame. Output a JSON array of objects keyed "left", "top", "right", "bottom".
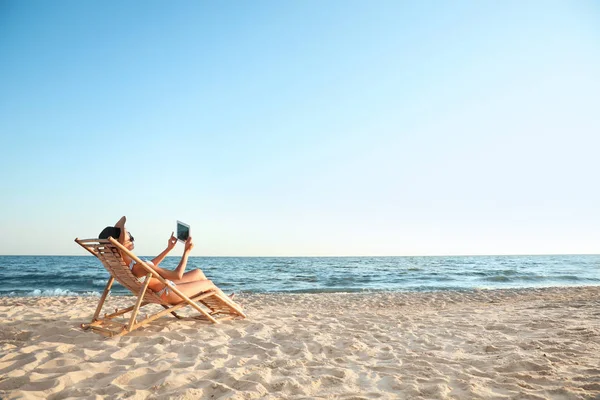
[{"left": 0, "top": 1, "right": 599, "bottom": 256}]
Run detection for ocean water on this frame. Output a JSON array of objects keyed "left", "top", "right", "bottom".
[{"left": 0, "top": 255, "right": 599, "bottom": 297}]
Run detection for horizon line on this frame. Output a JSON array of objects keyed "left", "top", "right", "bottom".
[{"left": 1, "top": 253, "right": 599, "bottom": 258}]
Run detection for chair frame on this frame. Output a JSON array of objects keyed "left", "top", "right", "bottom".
[{"left": 74, "top": 236, "right": 246, "bottom": 337}]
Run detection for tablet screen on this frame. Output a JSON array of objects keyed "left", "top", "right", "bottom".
[{"left": 176, "top": 221, "right": 190, "bottom": 242}]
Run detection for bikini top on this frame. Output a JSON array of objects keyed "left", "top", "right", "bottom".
[
  {"left": 128, "top": 259, "right": 172, "bottom": 296},
  {"left": 129, "top": 259, "right": 154, "bottom": 270}
]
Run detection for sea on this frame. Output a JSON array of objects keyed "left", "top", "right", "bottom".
[{"left": 0, "top": 255, "right": 599, "bottom": 297}]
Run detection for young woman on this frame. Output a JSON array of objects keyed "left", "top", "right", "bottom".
[{"left": 100, "top": 216, "right": 220, "bottom": 304}]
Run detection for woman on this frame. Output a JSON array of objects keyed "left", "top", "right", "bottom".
[{"left": 100, "top": 216, "right": 220, "bottom": 304}]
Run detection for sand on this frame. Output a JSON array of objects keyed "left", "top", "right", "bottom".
[{"left": 1, "top": 286, "right": 600, "bottom": 399}]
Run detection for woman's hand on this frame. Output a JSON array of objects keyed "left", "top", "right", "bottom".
[
  {"left": 167, "top": 232, "right": 177, "bottom": 250},
  {"left": 115, "top": 216, "right": 126, "bottom": 228},
  {"left": 184, "top": 236, "right": 194, "bottom": 253}
]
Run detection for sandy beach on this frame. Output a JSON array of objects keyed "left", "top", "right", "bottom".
[{"left": 1, "top": 287, "right": 599, "bottom": 399}]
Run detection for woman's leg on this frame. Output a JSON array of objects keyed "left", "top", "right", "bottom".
[
  {"left": 170, "top": 270, "right": 236, "bottom": 299},
  {"left": 171, "top": 269, "right": 207, "bottom": 284},
  {"left": 163, "top": 279, "right": 216, "bottom": 304}
]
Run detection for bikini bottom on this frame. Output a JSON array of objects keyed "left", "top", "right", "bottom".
[{"left": 156, "top": 280, "right": 175, "bottom": 297}]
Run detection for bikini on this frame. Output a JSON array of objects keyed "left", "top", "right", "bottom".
[{"left": 129, "top": 260, "right": 175, "bottom": 298}]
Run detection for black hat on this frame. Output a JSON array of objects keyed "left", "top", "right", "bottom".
[{"left": 98, "top": 226, "right": 122, "bottom": 240}]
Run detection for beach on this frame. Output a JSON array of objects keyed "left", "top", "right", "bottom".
[{"left": 1, "top": 286, "right": 599, "bottom": 399}]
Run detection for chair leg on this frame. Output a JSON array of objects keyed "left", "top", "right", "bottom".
[
  {"left": 127, "top": 273, "right": 152, "bottom": 332},
  {"left": 92, "top": 277, "right": 114, "bottom": 321}
]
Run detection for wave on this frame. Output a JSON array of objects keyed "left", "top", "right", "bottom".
[
  {"left": 2, "top": 288, "right": 102, "bottom": 297},
  {"left": 483, "top": 276, "right": 512, "bottom": 282},
  {"left": 556, "top": 275, "right": 582, "bottom": 282},
  {"left": 481, "top": 275, "right": 586, "bottom": 283}
]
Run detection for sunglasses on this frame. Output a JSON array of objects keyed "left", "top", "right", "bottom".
[{"left": 128, "top": 232, "right": 135, "bottom": 243}]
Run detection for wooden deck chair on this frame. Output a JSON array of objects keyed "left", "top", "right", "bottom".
[{"left": 74, "top": 236, "right": 246, "bottom": 337}]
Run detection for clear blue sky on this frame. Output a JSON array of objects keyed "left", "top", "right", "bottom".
[{"left": 1, "top": 1, "right": 599, "bottom": 256}]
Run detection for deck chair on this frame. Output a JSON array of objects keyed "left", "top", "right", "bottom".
[{"left": 74, "top": 236, "right": 246, "bottom": 337}]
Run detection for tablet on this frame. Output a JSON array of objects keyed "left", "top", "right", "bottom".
[{"left": 176, "top": 221, "right": 190, "bottom": 242}]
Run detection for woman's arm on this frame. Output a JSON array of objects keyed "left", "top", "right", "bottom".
[
  {"left": 114, "top": 216, "right": 131, "bottom": 265},
  {"left": 147, "top": 237, "right": 194, "bottom": 281},
  {"left": 150, "top": 233, "right": 178, "bottom": 267},
  {"left": 115, "top": 216, "right": 127, "bottom": 245}
]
